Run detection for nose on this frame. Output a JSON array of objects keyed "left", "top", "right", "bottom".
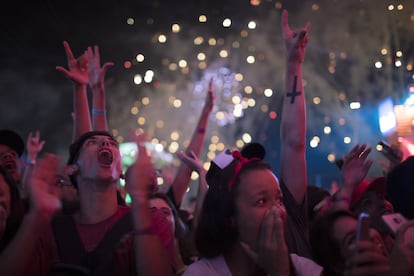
[{"left": 100, "top": 139, "right": 111, "bottom": 147}]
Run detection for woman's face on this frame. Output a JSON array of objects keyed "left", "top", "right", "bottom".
[
  {"left": 234, "top": 168, "right": 286, "bottom": 250},
  {"left": 0, "top": 174, "right": 11, "bottom": 236},
  {"left": 150, "top": 197, "right": 175, "bottom": 234},
  {"left": 332, "top": 216, "right": 387, "bottom": 258}
]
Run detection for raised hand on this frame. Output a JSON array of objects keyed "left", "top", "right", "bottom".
[
  {"left": 26, "top": 131, "right": 45, "bottom": 162},
  {"left": 26, "top": 153, "right": 61, "bottom": 217},
  {"left": 87, "top": 45, "right": 114, "bottom": 89},
  {"left": 281, "top": 9, "right": 310, "bottom": 63},
  {"left": 56, "top": 41, "right": 89, "bottom": 85},
  {"left": 176, "top": 151, "right": 205, "bottom": 175},
  {"left": 203, "top": 77, "right": 215, "bottom": 113},
  {"left": 125, "top": 134, "right": 156, "bottom": 199},
  {"left": 341, "top": 144, "right": 373, "bottom": 189}
]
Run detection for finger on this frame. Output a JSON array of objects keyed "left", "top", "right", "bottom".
[
  {"left": 63, "top": 41, "right": 75, "bottom": 61},
  {"left": 56, "top": 66, "right": 70, "bottom": 75},
  {"left": 362, "top": 159, "right": 374, "bottom": 173},
  {"left": 94, "top": 45, "right": 100, "bottom": 64},
  {"left": 240, "top": 241, "right": 259, "bottom": 263},
  {"left": 281, "top": 9, "right": 290, "bottom": 36},
  {"left": 305, "top": 21, "right": 311, "bottom": 32},
  {"left": 259, "top": 208, "right": 274, "bottom": 251},
  {"left": 101, "top": 62, "right": 114, "bottom": 75},
  {"left": 208, "top": 77, "right": 214, "bottom": 91},
  {"left": 272, "top": 206, "right": 285, "bottom": 243}
]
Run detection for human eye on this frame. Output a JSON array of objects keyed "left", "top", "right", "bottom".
[
  {"left": 255, "top": 198, "right": 267, "bottom": 206},
  {"left": 109, "top": 140, "right": 118, "bottom": 147},
  {"left": 86, "top": 138, "right": 98, "bottom": 145}
]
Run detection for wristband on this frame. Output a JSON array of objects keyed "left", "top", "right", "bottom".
[
  {"left": 197, "top": 127, "right": 206, "bottom": 134},
  {"left": 92, "top": 109, "right": 106, "bottom": 115},
  {"left": 25, "top": 159, "right": 36, "bottom": 165}
]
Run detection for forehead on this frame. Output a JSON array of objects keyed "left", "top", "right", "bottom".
[
  {"left": 0, "top": 144, "right": 16, "bottom": 154},
  {"left": 150, "top": 198, "right": 171, "bottom": 210},
  {"left": 237, "top": 168, "right": 280, "bottom": 194},
  {"left": 332, "top": 216, "right": 357, "bottom": 241},
  {"left": 84, "top": 135, "right": 117, "bottom": 143}
]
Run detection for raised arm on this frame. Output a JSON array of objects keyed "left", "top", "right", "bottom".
[
  {"left": 1, "top": 154, "right": 61, "bottom": 276},
  {"left": 56, "top": 41, "right": 92, "bottom": 142},
  {"left": 21, "top": 131, "right": 45, "bottom": 197},
  {"left": 280, "top": 10, "right": 310, "bottom": 203},
  {"left": 169, "top": 77, "right": 214, "bottom": 206},
  {"left": 87, "top": 45, "right": 114, "bottom": 131},
  {"left": 126, "top": 135, "right": 173, "bottom": 276},
  {"left": 175, "top": 150, "right": 208, "bottom": 228}
]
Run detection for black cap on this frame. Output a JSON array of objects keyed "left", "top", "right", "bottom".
[{"left": 0, "top": 129, "right": 25, "bottom": 157}]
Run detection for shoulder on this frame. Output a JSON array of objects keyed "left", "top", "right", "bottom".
[
  {"left": 184, "top": 255, "right": 231, "bottom": 276},
  {"left": 290, "top": 253, "right": 323, "bottom": 276}
]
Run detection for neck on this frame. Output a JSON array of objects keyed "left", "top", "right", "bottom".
[
  {"left": 76, "top": 179, "right": 118, "bottom": 224},
  {"left": 224, "top": 243, "right": 263, "bottom": 276}
]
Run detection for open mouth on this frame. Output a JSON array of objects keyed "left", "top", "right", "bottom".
[
  {"left": 3, "top": 161, "right": 16, "bottom": 171},
  {"left": 97, "top": 149, "right": 113, "bottom": 165}
]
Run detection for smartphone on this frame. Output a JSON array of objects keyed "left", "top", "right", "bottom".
[
  {"left": 356, "top": 212, "right": 370, "bottom": 241},
  {"left": 377, "top": 140, "right": 401, "bottom": 161},
  {"left": 382, "top": 213, "right": 408, "bottom": 236}
]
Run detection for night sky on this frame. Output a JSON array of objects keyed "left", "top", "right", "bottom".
[{"left": 1, "top": 0, "right": 414, "bottom": 194}]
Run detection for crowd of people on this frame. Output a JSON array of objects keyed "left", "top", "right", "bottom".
[{"left": 1, "top": 9, "right": 414, "bottom": 276}]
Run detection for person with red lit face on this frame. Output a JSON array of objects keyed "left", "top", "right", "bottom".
[{"left": 73, "top": 134, "right": 122, "bottom": 192}]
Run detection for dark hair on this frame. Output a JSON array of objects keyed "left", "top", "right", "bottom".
[
  {"left": 67, "top": 131, "right": 115, "bottom": 188},
  {"left": 195, "top": 159, "right": 270, "bottom": 258},
  {"left": 386, "top": 156, "right": 414, "bottom": 219},
  {"left": 310, "top": 209, "right": 355, "bottom": 275}
]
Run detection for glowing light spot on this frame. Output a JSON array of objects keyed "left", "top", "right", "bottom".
[
  {"left": 269, "top": 111, "right": 277, "bottom": 119},
  {"left": 208, "top": 38, "right": 216, "bottom": 46},
  {"left": 344, "top": 137, "right": 352, "bottom": 144},
  {"left": 232, "top": 96, "right": 241, "bottom": 104},
  {"left": 199, "top": 15, "right": 207, "bottom": 23},
  {"left": 338, "top": 118, "right": 346, "bottom": 125},
  {"left": 264, "top": 88, "right": 273, "bottom": 97},
  {"left": 173, "top": 99, "right": 182, "bottom": 108},
  {"left": 327, "top": 153, "right": 336, "bottom": 162},
  {"left": 158, "top": 34, "right": 167, "bottom": 43},
  {"left": 178, "top": 59, "right": 187, "bottom": 68},
  {"left": 248, "top": 21, "right": 256, "bottom": 29},
  {"left": 313, "top": 97, "right": 321, "bottom": 104},
  {"left": 136, "top": 54, "right": 145, "bottom": 62},
  {"left": 219, "top": 50, "right": 228, "bottom": 58},
  {"left": 222, "top": 18, "right": 232, "bottom": 27},
  {"left": 323, "top": 126, "right": 331, "bottom": 134},
  {"left": 168, "top": 142, "right": 179, "bottom": 153},
  {"left": 194, "top": 36, "right": 204, "bottom": 45},
  {"left": 375, "top": 61, "right": 383, "bottom": 68},
  {"left": 395, "top": 60, "right": 402, "bottom": 67},
  {"left": 235, "top": 73, "right": 243, "bottom": 81},
  {"left": 236, "top": 139, "right": 244, "bottom": 148},
  {"left": 350, "top": 102, "right": 361, "bottom": 110},
  {"left": 244, "top": 86, "right": 253, "bottom": 94},
  {"left": 137, "top": 117, "right": 146, "bottom": 125},
  {"left": 211, "top": 135, "right": 219, "bottom": 144},
  {"left": 124, "top": 61, "right": 132, "bottom": 69},
  {"left": 242, "top": 133, "right": 252, "bottom": 143},
  {"left": 197, "top": 53, "right": 206, "bottom": 61},
  {"left": 130, "top": 107, "right": 138, "bottom": 115},
  {"left": 246, "top": 55, "right": 255, "bottom": 64},
  {"left": 126, "top": 18, "right": 134, "bottom": 25},
  {"left": 171, "top": 23, "right": 180, "bottom": 33},
  {"left": 170, "top": 131, "right": 179, "bottom": 140},
  {"left": 142, "top": 97, "right": 150, "bottom": 105},
  {"left": 133, "top": 74, "right": 142, "bottom": 85}
]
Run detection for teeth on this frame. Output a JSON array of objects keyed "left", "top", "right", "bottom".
[{"left": 98, "top": 150, "right": 113, "bottom": 165}]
